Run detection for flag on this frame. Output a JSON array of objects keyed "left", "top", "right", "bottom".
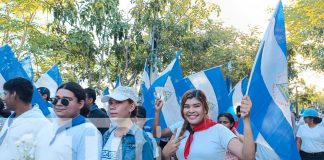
[
  {"left": 141, "top": 59, "right": 151, "bottom": 100},
  {"left": 228, "top": 77, "right": 248, "bottom": 112},
  {"left": 36, "top": 64, "right": 62, "bottom": 98},
  {"left": 225, "top": 61, "right": 232, "bottom": 92},
  {"left": 245, "top": 1, "right": 300, "bottom": 159},
  {"left": 114, "top": 75, "right": 121, "bottom": 89},
  {"left": 143, "top": 53, "right": 183, "bottom": 129},
  {"left": 0, "top": 45, "right": 50, "bottom": 116},
  {"left": 19, "top": 56, "right": 34, "bottom": 81},
  {"left": 102, "top": 87, "right": 109, "bottom": 96},
  {"left": 176, "top": 66, "right": 231, "bottom": 122}
]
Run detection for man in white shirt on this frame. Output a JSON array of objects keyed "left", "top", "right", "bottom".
[
  {"left": 35, "top": 82, "right": 102, "bottom": 160},
  {"left": 0, "top": 77, "right": 50, "bottom": 160}
]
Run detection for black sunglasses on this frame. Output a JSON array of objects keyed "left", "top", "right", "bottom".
[{"left": 52, "top": 97, "right": 73, "bottom": 106}]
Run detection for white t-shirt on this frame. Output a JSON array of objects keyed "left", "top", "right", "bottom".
[
  {"left": 101, "top": 130, "right": 122, "bottom": 160},
  {"left": 35, "top": 120, "right": 102, "bottom": 160},
  {"left": 0, "top": 107, "right": 50, "bottom": 160},
  {"left": 296, "top": 124, "right": 324, "bottom": 153},
  {"left": 175, "top": 124, "right": 236, "bottom": 160}
]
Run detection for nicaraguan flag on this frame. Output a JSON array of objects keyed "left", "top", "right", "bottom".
[
  {"left": 141, "top": 59, "right": 151, "bottom": 99},
  {"left": 143, "top": 54, "right": 183, "bottom": 129},
  {"left": 114, "top": 75, "right": 122, "bottom": 89},
  {"left": 245, "top": 1, "right": 300, "bottom": 159},
  {"left": 102, "top": 87, "right": 109, "bottom": 96},
  {"left": 176, "top": 66, "right": 231, "bottom": 122},
  {"left": 225, "top": 61, "right": 232, "bottom": 93},
  {"left": 228, "top": 77, "right": 248, "bottom": 111},
  {"left": 36, "top": 64, "right": 62, "bottom": 99},
  {"left": 0, "top": 45, "right": 50, "bottom": 116},
  {"left": 19, "top": 56, "right": 34, "bottom": 81}
]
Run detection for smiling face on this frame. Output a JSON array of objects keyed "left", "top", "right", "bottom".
[
  {"left": 182, "top": 98, "right": 207, "bottom": 128},
  {"left": 54, "top": 89, "right": 84, "bottom": 119}
]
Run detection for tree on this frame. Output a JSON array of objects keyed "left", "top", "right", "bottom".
[{"left": 285, "top": 0, "right": 324, "bottom": 72}]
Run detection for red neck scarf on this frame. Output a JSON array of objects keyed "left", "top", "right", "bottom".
[{"left": 184, "top": 118, "right": 217, "bottom": 159}]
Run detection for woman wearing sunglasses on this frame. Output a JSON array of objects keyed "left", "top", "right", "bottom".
[
  {"left": 161, "top": 89, "right": 255, "bottom": 160},
  {"left": 35, "top": 82, "right": 102, "bottom": 160}
]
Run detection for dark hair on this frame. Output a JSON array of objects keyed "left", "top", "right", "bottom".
[
  {"left": 84, "top": 88, "right": 96, "bottom": 102},
  {"left": 136, "top": 106, "right": 146, "bottom": 118},
  {"left": 3, "top": 77, "right": 33, "bottom": 104},
  {"left": 0, "top": 98, "right": 11, "bottom": 118},
  {"left": 57, "top": 82, "right": 85, "bottom": 102},
  {"left": 313, "top": 117, "right": 322, "bottom": 124},
  {"left": 217, "top": 112, "right": 235, "bottom": 129},
  {"left": 37, "top": 87, "right": 51, "bottom": 101},
  {"left": 236, "top": 105, "right": 241, "bottom": 117},
  {"left": 179, "top": 90, "right": 209, "bottom": 137},
  {"left": 80, "top": 104, "right": 90, "bottom": 117}
]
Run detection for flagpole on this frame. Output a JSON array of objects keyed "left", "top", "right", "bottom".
[{"left": 149, "top": 12, "right": 157, "bottom": 83}]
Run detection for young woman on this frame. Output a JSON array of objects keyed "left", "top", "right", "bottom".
[
  {"left": 101, "top": 86, "right": 153, "bottom": 160},
  {"left": 296, "top": 108, "right": 324, "bottom": 160},
  {"left": 217, "top": 113, "right": 243, "bottom": 160},
  {"left": 162, "top": 89, "right": 255, "bottom": 160}
]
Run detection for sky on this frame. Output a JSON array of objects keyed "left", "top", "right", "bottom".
[{"left": 119, "top": 0, "right": 323, "bottom": 92}]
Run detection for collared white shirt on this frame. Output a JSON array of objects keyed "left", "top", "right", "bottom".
[
  {"left": 35, "top": 116, "right": 102, "bottom": 160},
  {"left": 0, "top": 107, "right": 50, "bottom": 160}
]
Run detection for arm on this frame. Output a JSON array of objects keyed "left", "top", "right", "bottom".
[
  {"left": 161, "top": 129, "right": 185, "bottom": 160},
  {"left": 228, "top": 96, "right": 255, "bottom": 160},
  {"left": 153, "top": 99, "right": 173, "bottom": 138},
  {"left": 296, "top": 137, "right": 301, "bottom": 151}
]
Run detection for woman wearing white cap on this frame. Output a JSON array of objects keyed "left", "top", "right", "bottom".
[
  {"left": 296, "top": 108, "right": 324, "bottom": 160},
  {"left": 100, "top": 86, "right": 154, "bottom": 160}
]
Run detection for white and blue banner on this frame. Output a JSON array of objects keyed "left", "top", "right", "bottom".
[
  {"left": 36, "top": 64, "right": 62, "bottom": 98},
  {"left": 114, "top": 75, "right": 122, "bottom": 89},
  {"left": 102, "top": 87, "right": 110, "bottom": 96},
  {"left": 19, "top": 56, "right": 34, "bottom": 81},
  {"left": 244, "top": 1, "right": 300, "bottom": 159},
  {"left": 143, "top": 54, "right": 183, "bottom": 129},
  {"left": 0, "top": 45, "right": 51, "bottom": 116},
  {"left": 225, "top": 61, "right": 232, "bottom": 93},
  {"left": 176, "top": 66, "right": 231, "bottom": 122},
  {"left": 141, "top": 59, "right": 151, "bottom": 100},
  {"left": 228, "top": 77, "right": 248, "bottom": 112}
]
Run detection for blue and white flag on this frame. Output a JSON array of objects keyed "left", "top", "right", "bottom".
[
  {"left": 114, "top": 75, "right": 122, "bottom": 89},
  {"left": 225, "top": 61, "right": 232, "bottom": 93},
  {"left": 36, "top": 64, "right": 62, "bottom": 98},
  {"left": 246, "top": 1, "right": 300, "bottom": 159},
  {"left": 143, "top": 54, "right": 183, "bottom": 129},
  {"left": 141, "top": 59, "right": 151, "bottom": 101},
  {"left": 19, "top": 56, "right": 34, "bottom": 81},
  {"left": 228, "top": 77, "right": 248, "bottom": 112},
  {"left": 0, "top": 45, "right": 50, "bottom": 116},
  {"left": 102, "top": 87, "right": 110, "bottom": 96},
  {"left": 176, "top": 66, "right": 231, "bottom": 122}
]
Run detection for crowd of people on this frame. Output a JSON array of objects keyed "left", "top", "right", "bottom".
[{"left": 0, "top": 77, "right": 323, "bottom": 160}]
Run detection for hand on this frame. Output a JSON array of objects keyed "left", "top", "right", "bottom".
[
  {"left": 162, "top": 128, "right": 186, "bottom": 158},
  {"left": 240, "top": 95, "right": 252, "bottom": 118},
  {"left": 155, "top": 99, "right": 163, "bottom": 111}
]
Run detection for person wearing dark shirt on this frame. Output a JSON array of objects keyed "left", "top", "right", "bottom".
[{"left": 84, "top": 88, "right": 110, "bottom": 135}]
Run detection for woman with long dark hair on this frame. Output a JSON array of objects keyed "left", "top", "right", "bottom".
[{"left": 162, "top": 89, "right": 255, "bottom": 160}]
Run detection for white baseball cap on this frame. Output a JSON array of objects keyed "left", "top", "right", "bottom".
[{"left": 101, "top": 86, "right": 138, "bottom": 104}]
